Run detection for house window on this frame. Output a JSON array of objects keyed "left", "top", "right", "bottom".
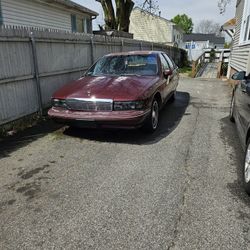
[
  {"left": 244, "top": 15, "right": 250, "bottom": 41},
  {"left": 71, "top": 15, "right": 91, "bottom": 33},
  {"left": 83, "top": 18, "right": 88, "bottom": 33},
  {"left": 71, "top": 14, "right": 77, "bottom": 32},
  {"left": 240, "top": 0, "right": 250, "bottom": 44},
  {"left": 83, "top": 17, "right": 92, "bottom": 33},
  {"left": 76, "top": 17, "right": 84, "bottom": 33}
]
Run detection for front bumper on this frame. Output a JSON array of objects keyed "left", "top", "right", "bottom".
[{"left": 48, "top": 107, "right": 151, "bottom": 129}]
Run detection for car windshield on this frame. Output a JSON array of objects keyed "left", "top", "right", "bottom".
[{"left": 86, "top": 54, "right": 158, "bottom": 76}]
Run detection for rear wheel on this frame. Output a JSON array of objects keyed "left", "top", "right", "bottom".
[
  {"left": 229, "top": 93, "right": 235, "bottom": 122},
  {"left": 143, "top": 99, "right": 159, "bottom": 133},
  {"left": 244, "top": 139, "right": 250, "bottom": 195}
]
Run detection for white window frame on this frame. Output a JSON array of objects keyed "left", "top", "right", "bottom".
[{"left": 240, "top": 0, "right": 250, "bottom": 45}]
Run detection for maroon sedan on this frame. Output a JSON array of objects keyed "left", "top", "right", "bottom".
[{"left": 48, "top": 51, "right": 179, "bottom": 132}]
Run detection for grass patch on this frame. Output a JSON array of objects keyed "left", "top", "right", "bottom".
[
  {"left": 179, "top": 66, "right": 192, "bottom": 74},
  {"left": 179, "top": 66, "right": 192, "bottom": 77}
]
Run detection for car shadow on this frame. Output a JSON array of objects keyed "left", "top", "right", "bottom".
[
  {"left": 63, "top": 91, "right": 190, "bottom": 145},
  {"left": 220, "top": 116, "right": 250, "bottom": 205},
  {"left": 0, "top": 120, "right": 63, "bottom": 159}
]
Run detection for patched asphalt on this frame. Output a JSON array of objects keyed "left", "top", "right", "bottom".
[{"left": 0, "top": 77, "right": 250, "bottom": 250}]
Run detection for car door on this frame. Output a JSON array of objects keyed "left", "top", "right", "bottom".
[
  {"left": 159, "top": 53, "right": 173, "bottom": 100},
  {"left": 163, "top": 53, "right": 179, "bottom": 92},
  {"left": 236, "top": 79, "right": 250, "bottom": 143}
]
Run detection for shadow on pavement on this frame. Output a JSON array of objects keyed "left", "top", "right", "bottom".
[
  {"left": 220, "top": 117, "right": 250, "bottom": 205},
  {"left": 0, "top": 120, "right": 63, "bottom": 159},
  {"left": 63, "top": 91, "right": 190, "bottom": 145}
]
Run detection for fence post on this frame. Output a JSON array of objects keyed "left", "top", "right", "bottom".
[
  {"left": 90, "top": 36, "right": 95, "bottom": 64},
  {"left": 151, "top": 43, "right": 154, "bottom": 51},
  {"left": 217, "top": 51, "right": 224, "bottom": 78},
  {"left": 191, "top": 60, "right": 196, "bottom": 78},
  {"left": 30, "top": 32, "right": 43, "bottom": 116}
]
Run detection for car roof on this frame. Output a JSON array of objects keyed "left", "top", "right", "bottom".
[{"left": 105, "top": 51, "right": 164, "bottom": 57}]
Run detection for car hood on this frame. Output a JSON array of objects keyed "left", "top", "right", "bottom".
[{"left": 53, "top": 75, "right": 159, "bottom": 101}]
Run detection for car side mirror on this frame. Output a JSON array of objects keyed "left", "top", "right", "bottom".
[
  {"left": 232, "top": 71, "right": 246, "bottom": 80},
  {"left": 163, "top": 69, "right": 173, "bottom": 79}
]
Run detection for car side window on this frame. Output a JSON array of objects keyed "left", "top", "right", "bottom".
[
  {"left": 163, "top": 54, "right": 176, "bottom": 70},
  {"left": 159, "top": 54, "right": 171, "bottom": 71}
]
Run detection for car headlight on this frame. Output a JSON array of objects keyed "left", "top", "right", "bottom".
[
  {"left": 113, "top": 101, "right": 145, "bottom": 111},
  {"left": 51, "top": 98, "right": 67, "bottom": 109}
]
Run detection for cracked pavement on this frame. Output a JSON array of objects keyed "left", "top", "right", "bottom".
[{"left": 0, "top": 77, "right": 250, "bottom": 249}]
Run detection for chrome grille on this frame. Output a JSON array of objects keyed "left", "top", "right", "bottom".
[{"left": 66, "top": 98, "right": 113, "bottom": 112}]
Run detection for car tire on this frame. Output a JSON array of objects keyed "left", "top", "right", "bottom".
[
  {"left": 229, "top": 93, "right": 235, "bottom": 122},
  {"left": 143, "top": 99, "right": 159, "bottom": 133},
  {"left": 244, "top": 139, "right": 250, "bottom": 195}
]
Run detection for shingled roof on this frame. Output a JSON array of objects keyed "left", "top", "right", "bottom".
[{"left": 183, "top": 33, "right": 225, "bottom": 44}]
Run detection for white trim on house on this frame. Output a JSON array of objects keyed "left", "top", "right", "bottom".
[{"left": 240, "top": 0, "right": 250, "bottom": 45}]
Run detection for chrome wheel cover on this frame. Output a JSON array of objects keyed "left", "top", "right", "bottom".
[
  {"left": 152, "top": 101, "right": 159, "bottom": 129},
  {"left": 245, "top": 144, "right": 250, "bottom": 183}
]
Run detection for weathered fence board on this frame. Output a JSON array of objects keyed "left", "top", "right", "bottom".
[
  {"left": 0, "top": 79, "right": 38, "bottom": 124},
  {"left": 0, "top": 26, "right": 186, "bottom": 126}
]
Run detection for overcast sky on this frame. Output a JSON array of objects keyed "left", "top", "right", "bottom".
[{"left": 74, "top": 0, "right": 237, "bottom": 31}]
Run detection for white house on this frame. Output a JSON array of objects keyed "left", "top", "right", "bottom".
[
  {"left": 183, "top": 33, "right": 225, "bottom": 61},
  {"left": 228, "top": 0, "right": 250, "bottom": 76},
  {"left": 129, "top": 7, "right": 184, "bottom": 47},
  {"left": 0, "top": 0, "right": 98, "bottom": 33}
]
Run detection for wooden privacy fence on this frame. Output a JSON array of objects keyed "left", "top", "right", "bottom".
[{"left": 0, "top": 26, "right": 186, "bottom": 126}]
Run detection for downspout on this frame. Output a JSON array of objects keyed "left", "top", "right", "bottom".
[
  {"left": 0, "top": 0, "right": 3, "bottom": 26},
  {"left": 91, "top": 15, "right": 97, "bottom": 33}
]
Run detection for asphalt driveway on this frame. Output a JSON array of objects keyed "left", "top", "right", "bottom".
[{"left": 0, "top": 77, "right": 250, "bottom": 250}]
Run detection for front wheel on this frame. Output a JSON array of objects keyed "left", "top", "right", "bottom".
[
  {"left": 244, "top": 139, "right": 250, "bottom": 195},
  {"left": 143, "top": 99, "right": 159, "bottom": 133}
]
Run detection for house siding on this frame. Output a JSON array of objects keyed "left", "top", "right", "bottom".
[
  {"left": 0, "top": 0, "right": 91, "bottom": 32},
  {"left": 230, "top": 0, "right": 250, "bottom": 73},
  {"left": 0, "top": 0, "right": 3, "bottom": 25},
  {"left": 129, "top": 8, "right": 173, "bottom": 44}
]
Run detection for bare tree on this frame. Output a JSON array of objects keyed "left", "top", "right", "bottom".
[
  {"left": 96, "top": 0, "right": 134, "bottom": 31},
  {"left": 195, "top": 20, "right": 222, "bottom": 36},
  {"left": 96, "top": 0, "right": 159, "bottom": 32},
  {"left": 218, "top": 0, "right": 231, "bottom": 14}
]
